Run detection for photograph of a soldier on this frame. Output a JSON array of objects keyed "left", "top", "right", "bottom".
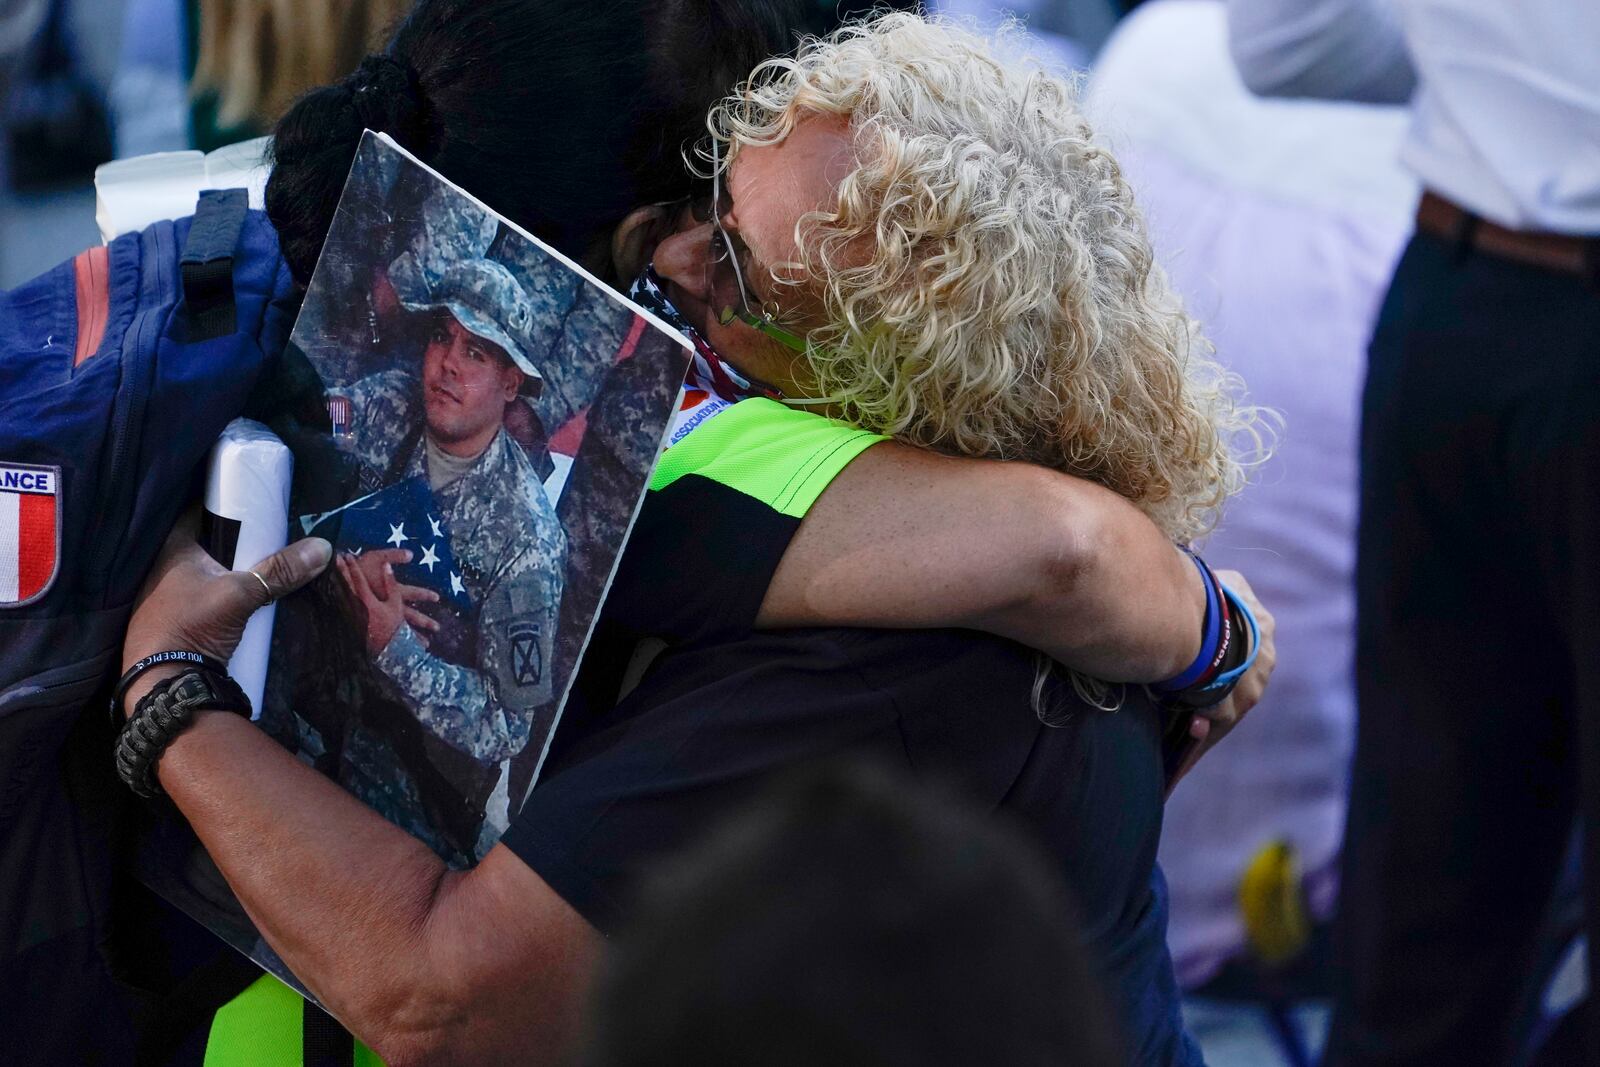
[{"left": 260, "top": 135, "right": 689, "bottom": 869}]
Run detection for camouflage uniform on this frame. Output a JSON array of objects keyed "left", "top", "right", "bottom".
[
  {"left": 289, "top": 190, "right": 666, "bottom": 857},
  {"left": 551, "top": 330, "right": 689, "bottom": 681},
  {"left": 335, "top": 366, "right": 567, "bottom": 766},
  {"left": 494, "top": 239, "right": 636, "bottom": 432}
]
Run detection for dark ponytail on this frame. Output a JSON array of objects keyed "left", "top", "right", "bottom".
[
  {"left": 266, "top": 54, "right": 437, "bottom": 285},
  {"left": 266, "top": 0, "right": 808, "bottom": 286}
]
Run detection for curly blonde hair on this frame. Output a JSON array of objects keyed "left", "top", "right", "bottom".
[{"left": 713, "top": 13, "right": 1267, "bottom": 541}]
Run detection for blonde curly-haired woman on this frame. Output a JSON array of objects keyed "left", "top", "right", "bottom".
[
  {"left": 636, "top": 17, "right": 1272, "bottom": 1060},
  {"left": 660, "top": 12, "right": 1265, "bottom": 545}
]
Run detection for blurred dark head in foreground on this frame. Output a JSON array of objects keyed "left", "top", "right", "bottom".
[
  {"left": 585, "top": 760, "right": 1124, "bottom": 1067},
  {"left": 265, "top": 0, "right": 809, "bottom": 286}
]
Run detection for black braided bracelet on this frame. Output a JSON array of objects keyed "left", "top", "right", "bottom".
[{"left": 114, "top": 667, "right": 251, "bottom": 799}]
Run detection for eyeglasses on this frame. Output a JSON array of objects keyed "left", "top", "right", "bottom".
[{"left": 707, "top": 138, "right": 812, "bottom": 356}]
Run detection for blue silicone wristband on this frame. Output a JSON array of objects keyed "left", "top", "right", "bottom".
[
  {"left": 1209, "top": 582, "right": 1260, "bottom": 688},
  {"left": 1152, "top": 552, "right": 1222, "bottom": 693}
]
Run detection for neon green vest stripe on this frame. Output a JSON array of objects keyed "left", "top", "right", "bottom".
[
  {"left": 648, "top": 398, "right": 886, "bottom": 518},
  {"left": 205, "top": 974, "right": 384, "bottom": 1066}
]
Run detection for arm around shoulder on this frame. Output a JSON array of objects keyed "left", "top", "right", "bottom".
[{"left": 758, "top": 442, "right": 1203, "bottom": 681}]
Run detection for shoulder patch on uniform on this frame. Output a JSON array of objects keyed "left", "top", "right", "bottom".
[
  {"left": 508, "top": 619, "right": 543, "bottom": 688},
  {"left": 0, "top": 463, "right": 61, "bottom": 607}
]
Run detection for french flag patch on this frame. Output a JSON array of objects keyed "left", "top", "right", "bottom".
[{"left": 0, "top": 463, "right": 60, "bottom": 607}]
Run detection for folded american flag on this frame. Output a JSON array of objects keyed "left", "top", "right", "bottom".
[{"left": 299, "top": 475, "right": 474, "bottom": 611}]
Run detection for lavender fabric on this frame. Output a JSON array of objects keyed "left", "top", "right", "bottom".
[{"left": 1086, "top": 0, "right": 1416, "bottom": 989}]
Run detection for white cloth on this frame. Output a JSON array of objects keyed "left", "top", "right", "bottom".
[
  {"left": 94, "top": 136, "right": 272, "bottom": 244},
  {"left": 1227, "top": 0, "right": 1600, "bottom": 233},
  {"left": 1087, "top": 0, "right": 1416, "bottom": 989}
]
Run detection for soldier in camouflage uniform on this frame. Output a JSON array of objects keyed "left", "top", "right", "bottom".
[{"left": 326, "top": 243, "right": 569, "bottom": 859}]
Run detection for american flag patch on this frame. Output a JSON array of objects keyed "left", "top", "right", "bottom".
[{"left": 327, "top": 395, "right": 353, "bottom": 439}]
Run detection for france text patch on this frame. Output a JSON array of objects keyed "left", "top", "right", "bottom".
[{"left": 0, "top": 463, "right": 60, "bottom": 606}]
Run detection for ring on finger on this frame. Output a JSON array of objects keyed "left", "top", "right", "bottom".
[{"left": 248, "top": 569, "right": 276, "bottom": 603}]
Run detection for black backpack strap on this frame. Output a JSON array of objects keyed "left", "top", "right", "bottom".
[
  {"left": 132, "top": 949, "right": 265, "bottom": 1067},
  {"left": 181, "top": 189, "right": 250, "bottom": 342},
  {"left": 302, "top": 1001, "right": 356, "bottom": 1067}
]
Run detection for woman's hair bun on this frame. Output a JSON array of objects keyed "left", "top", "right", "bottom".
[
  {"left": 345, "top": 54, "right": 431, "bottom": 150},
  {"left": 267, "top": 53, "right": 433, "bottom": 283}
]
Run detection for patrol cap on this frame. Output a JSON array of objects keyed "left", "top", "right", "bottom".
[{"left": 392, "top": 254, "right": 545, "bottom": 394}]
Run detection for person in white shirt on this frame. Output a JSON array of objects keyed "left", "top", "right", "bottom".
[
  {"left": 1225, "top": 0, "right": 1600, "bottom": 1063},
  {"left": 1087, "top": 0, "right": 1414, "bottom": 1013}
]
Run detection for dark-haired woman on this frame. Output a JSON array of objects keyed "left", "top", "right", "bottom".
[{"left": 115, "top": 2, "right": 1270, "bottom": 1062}]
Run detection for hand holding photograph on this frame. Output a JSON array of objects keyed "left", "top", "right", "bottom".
[{"left": 139, "top": 131, "right": 691, "bottom": 995}]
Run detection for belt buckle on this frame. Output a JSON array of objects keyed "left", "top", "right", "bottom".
[{"left": 1448, "top": 210, "right": 1480, "bottom": 262}]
